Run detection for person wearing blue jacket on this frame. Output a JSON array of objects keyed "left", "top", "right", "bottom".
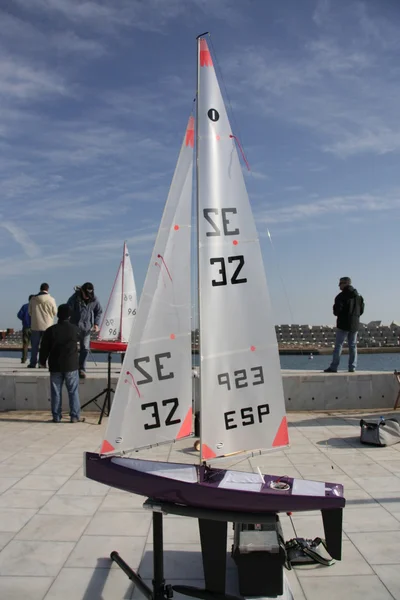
[
  {"left": 17, "top": 295, "right": 34, "bottom": 363},
  {"left": 67, "top": 283, "right": 102, "bottom": 378}
]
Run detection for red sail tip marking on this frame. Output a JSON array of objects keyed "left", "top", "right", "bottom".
[
  {"left": 170, "top": 334, "right": 175, "bottom": 340},
  {"left": 185, "top": 116, "right": 195, "bottom": 147},
  {"left": 100, "top": 440, "right": 115, "bottom": 454},
  {"left": 177, "top": 408, "right": 192, "bottom": 439},
  {"left": 216, "top": 135, "right": 220, "bottom": 141},
  {"left": 174, "top": 225, "right": 179, "bottom": 231},
  {"left": 200, "top": 39, "right": 213, "bottom": 67},
  {"left": 272, "top": 417, "right": 289, "bottom": 447},
  {"left": 233, "top": 240, "right": 238, "bottom": 245},
  {"left": 250, "top": 346, "right": 256, "bottom": 352},
  {"left": 202, "top": 444, "right": 217, "bottom": 460}
]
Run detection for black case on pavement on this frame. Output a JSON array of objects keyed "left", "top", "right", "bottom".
[{"left": 232, "top": 517, "right": 286, "bottom": 597}]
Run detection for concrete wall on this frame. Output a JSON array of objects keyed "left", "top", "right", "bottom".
[
  {"left": 0, "top": 374, "right": 119, "bottom": 414},
  {"left": 0, "top": 370, "right": 398, "bottom": 413},
  {"left": 282, "top": 372, "right": 397, "bottom": 411}
]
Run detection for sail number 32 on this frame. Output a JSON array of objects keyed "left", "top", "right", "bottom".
[
  {"left": 133, "top": 353, "right": 181, "bottom": 431},
  {"left": 203, "top": 207, "right": 247, "bottom": 287}
]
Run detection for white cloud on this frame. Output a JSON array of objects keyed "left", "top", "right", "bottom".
[
  {"left": 0, "top": 228, "right": 157, "bottom": 277},
  {"left": 224, "top": 4, "right": 400, "bottom": 158},
  {"left": 1, "top": 221, "right": 41, "bottom": 258},
  {"left": 11, "top": 0, "right": 243, "bottom": 32},
  {"left": 313, "top": 0, "right": 330, "bottom": 26},
  {"left": 326, "top": 128, "right": 400, "bottom": 157},
  {"left": 284, "top": 186, "right": 302, "bottom": 192},
  {"left": 52, "top": 31, "right": 106, "bottom": 57},
  {"left": 0, "top": 12, "right": 106, "bottom": 59},
  {"left": 0, "top": 54, "right": 68, "bottom": 101},
  {"left": 257, "top": 191, "right": 400, "bottom": 225},
  {"left": 243, "top": 168, "right": 268, "bottom": 181}
]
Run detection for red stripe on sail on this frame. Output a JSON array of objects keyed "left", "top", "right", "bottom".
[
  {"left": 100, "top": 440, "right": 115, "bottom": 454},
  {"left": 202, "top": 444, "right": 217, "bottom": 460},
  {"left": 177, "top": 408, "right": 192, "bottom": 439},
  {"left": 272, "top": 417, "right": 289, "bottom": 447},
  {"left": 200, "top": 39, "right": 213, "bottom": 67},
  {"left": 185, "top": 116, "right": 195, "bottom": 147}
]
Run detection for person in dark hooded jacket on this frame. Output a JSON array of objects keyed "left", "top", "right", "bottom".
[
  {"left": 324, "top": 277, "right": 364, "bottom": 373},
  {"left": 67, "top": 282, "right": 102, "bottom": 378}
]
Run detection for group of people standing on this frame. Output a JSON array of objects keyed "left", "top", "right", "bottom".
[
  {"left": 17, "top": 282, "right": 103, "bottom": 423},
  {"left": 16, "top": 274, "right": 364, "bottom": 422}
]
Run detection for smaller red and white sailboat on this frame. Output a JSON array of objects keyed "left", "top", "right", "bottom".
[{"left": 91, "top": 242, "right": 137, "bottom": 353}]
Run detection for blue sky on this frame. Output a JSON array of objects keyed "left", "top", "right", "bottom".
[{"left": 1, "top": 0, "right": 400, "bottom": 330}]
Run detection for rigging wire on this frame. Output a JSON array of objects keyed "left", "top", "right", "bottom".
[
  {"left": 208, "top": 35, "right": 249, "bottom": 165},
  {"left": 266, "top": 228, "right": 295, "bottom": 325}
]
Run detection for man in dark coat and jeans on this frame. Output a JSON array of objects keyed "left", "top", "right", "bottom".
[
  {"left": 17, "top": 294, "right": 34, "bottom": 363},
  {"left": 324, "top": 277, "right": 365, "bottom": 373},
  {"left": 67, "top": 282, "right": 103, "bottom": 378},
  {"left": 39, "top": 304, "right": 83, "bottom": 423}
]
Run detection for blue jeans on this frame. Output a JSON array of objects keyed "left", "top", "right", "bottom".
[
  {"left": 50, "top": 371, "right": 80, "bottom": 421},
  {"left": 330, "top": 329, "right": 358, "bottom": 371},
  {"left": 79, "top": 331, "right": 91, "bottom": 371},
  {"left": 30, "top": 330, "right": 43, "bottom": 367}
]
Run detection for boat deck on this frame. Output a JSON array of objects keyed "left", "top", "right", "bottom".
[{"left": 0, "top": 410, "right": 399, "bottom": 599}]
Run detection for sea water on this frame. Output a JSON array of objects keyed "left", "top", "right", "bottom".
[
  {"left": 192, "top": 352, "right": 400, "bottom": 372},
  {"left": 2, "top": 350, "right": 399, "bottom": 372}
]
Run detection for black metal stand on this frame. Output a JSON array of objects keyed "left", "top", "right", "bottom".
[
  {"left": 110, "top": 501, "right": 242, "bottom": 600},
  {"left": 110, "top": 498, "right": 343, "bottom": 600},
  {"left": 80, "top": 351, "right": 114, "bottom": 425},
  {"left": 111, "top": 511, "right": 172, "bottom": 600}
]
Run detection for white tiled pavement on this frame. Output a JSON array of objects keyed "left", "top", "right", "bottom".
[{"left": 0, "top": 410, "right": 399, "bottom": 599}]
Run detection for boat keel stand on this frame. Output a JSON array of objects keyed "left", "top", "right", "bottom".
[
  {"left": 110, "top": 498, "right": 343, "bottom": 599},
  {"left": 110, "top": 499, "right": 241, "bottom": 600}
]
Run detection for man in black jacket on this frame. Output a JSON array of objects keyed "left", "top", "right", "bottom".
[
  {"left": 67, "top": 282, "right": 102, "bottom": 379},
  {"left": 324, "top": 277, "right": 365, "bottom": 373},
  {"left": 39, "top": 304, "right": 83, "bottom": 423}
]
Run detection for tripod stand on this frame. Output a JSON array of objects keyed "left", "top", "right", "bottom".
[{"left": 81, "top": 351, "right": 114, "bottom": 425}]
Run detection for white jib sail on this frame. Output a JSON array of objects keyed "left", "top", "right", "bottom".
[
  {"left": 121, "top": 243, "right": 138, "bottom": 342},
  {"left": 100, "top": 116, "right": 194, "bottom": 455},
  {"left": 99, "top": 243, "right": 137, "bottom": 342},
  {"left": 197, "top": 38, "right": 288, "bottom": 461}
]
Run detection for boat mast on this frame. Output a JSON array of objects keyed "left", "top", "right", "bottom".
[
  {"left": 119, "top": 241, "right": 126, "bottom": 342},
  {"left": 196, "top": 32, "right": 208, "bottom": 464}
]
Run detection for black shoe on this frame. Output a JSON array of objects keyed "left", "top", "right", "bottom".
[
  {"left": 70, "top": 417, "right": 85, "bottom": 423},
  {"left": 79, "top": 370, "right": 86, "bottom": 379},
  {"left": 27, "top": 364, "right": 36, "bottom": 368},
  {"left": 348, "top": 369, "right": 355, "bottom": 373},
  {"left": 51, "top": 418, "right": 61, "bottom": 423},
  {"left": 324, "top": 367, "right": 338, "bottom": 373}
]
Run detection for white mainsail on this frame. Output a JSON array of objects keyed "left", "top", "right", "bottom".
[
  {"left": 99, "top": 242, "right": 137, "bottom": 342},
  {"left": 100, "top": 116, "right": 194, "bottom": 455},
  {"left": 197, "top": 38, "right": 288, "bottom": 460}
]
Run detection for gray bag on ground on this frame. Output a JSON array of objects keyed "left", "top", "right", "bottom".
[{"left": 360, "top": 418, "right": 400, "bottom": 446}]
